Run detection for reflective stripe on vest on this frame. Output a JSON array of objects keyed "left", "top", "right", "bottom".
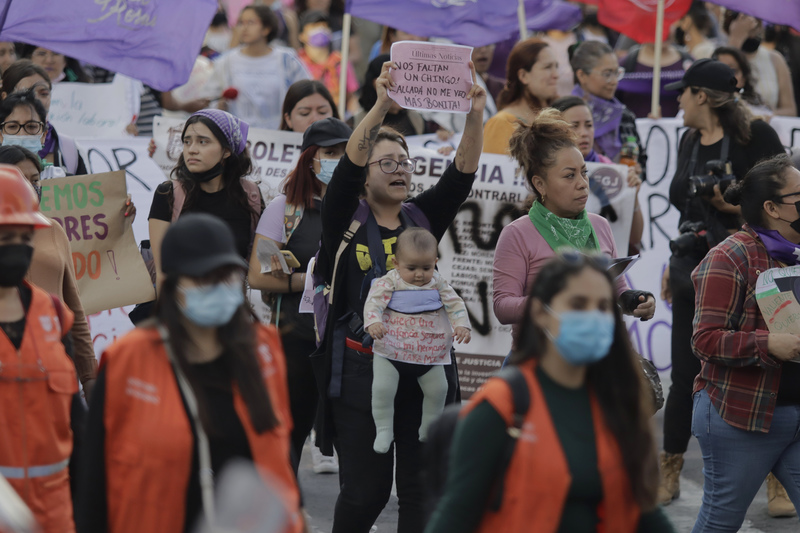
[{"left": 0, "top": 458, "right": 69, "bottom": 479}]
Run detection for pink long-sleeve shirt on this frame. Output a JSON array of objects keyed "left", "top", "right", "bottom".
[{"left": 492, "top": 213, "right": 629, "bottom": 336}]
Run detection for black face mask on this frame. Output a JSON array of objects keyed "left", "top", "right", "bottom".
[
  {"left": 789, "top": 200, "right": 800, "bottom": 234},
  {"left": 0, "top": 244, "right": 33, "bottom": 287},
  {"left": 188, "top": 162, "right": 224, "bottom": 183},
  {"left": 742, "top": 37, "right": 762, "bottom": 53}
]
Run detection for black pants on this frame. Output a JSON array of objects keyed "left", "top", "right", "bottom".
[
  {"left": 662, "top": 257, "right": 703, "bottom": 454},
  {"left": 282, "top": 330, "right": 319, "bottom": 474},
  {"left": 331, "top": 347, "right": 457, "bottom": 533}
]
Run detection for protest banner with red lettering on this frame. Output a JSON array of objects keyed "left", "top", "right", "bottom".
[
  {"left": 389, "top": 41, "right": 474, "bottom": 114},
  {"left": 38, "top": 171, "right": 155, "bottom": 315}
]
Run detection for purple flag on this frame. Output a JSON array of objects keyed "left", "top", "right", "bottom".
[
  {"left": 710, "top": 0, "right": 800, "bottom": 32},
  {"left": 347, "top": 0, "right": 518, "bottom": 47},
  {"left": 0, "top": 0, "right": 218, "bottom": 92},
  {"left": 526, "top": 0, "right": 582, "bottom": 32}
]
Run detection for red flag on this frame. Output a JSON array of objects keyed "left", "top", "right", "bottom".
[{"left": 594, "top": 0, "right": 692, "bottom": 44}]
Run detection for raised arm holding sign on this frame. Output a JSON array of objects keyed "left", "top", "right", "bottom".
[{"left": 388, "top": 41, "right": 474, "bottom": 114}]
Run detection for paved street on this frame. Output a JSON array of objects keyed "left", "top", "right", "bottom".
[{"left": 298, "top": 377, "right": 800, "bottom": 532}]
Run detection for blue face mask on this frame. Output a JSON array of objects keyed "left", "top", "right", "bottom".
[
  {"left": 544, "top": 305, "right": 615, "bottom": 365},
  {"left": 314, "top": 158, "right": 338, "bottom": 185},
  {"left": 179, "top": 280, "right": 244, "bottom": 327},
  {"left": 3, "top": 134, "right": 43, "bottom": 153}
]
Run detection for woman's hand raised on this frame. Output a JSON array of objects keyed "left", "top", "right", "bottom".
[
  {"left": 375, "top": 61, "right": 398, "bottom": 112},
  {"left": 465, "top": 61, "right": 486, "bottom": 120}
]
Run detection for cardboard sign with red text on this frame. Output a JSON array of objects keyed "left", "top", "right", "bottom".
[
  {"left": 38, "top": 171, "right": 155, "bottom": 314},
  {"left": 373, "top": 308, "right": 453, "bottom": 365},
  {"left": 389, "top": 41, "right": 473, "bottom": 114}
]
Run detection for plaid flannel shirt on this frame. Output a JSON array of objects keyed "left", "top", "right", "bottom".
[{"left": 691, "top": 226, "right": 783, "bottom": 433}]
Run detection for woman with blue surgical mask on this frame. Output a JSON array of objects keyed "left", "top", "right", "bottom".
[
  {"left": 0, "top": 89, "right": 47, "bottom": 156},
  {"left": 248, "top": 116, "right": 351, "bottom": 474},
  {"left": 76, "top": 213, "right": 306, "bottom": 533},
  {"left": 426, "top": 251, "right": 674, "bottom": 533}
]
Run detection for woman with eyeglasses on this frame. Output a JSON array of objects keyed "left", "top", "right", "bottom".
[
  {"left": 493, "top": 108, "right": 655, "bottom": 350},
  {"left": 570, "top": 41, "right": 646, "bottom": 181},
  {"left": 690, "top": 155, "right": 800, "bottom": 529},
  {"left": 0, "top": 166, "right": 79, "bottom": 533},
  {"left": 426, "top": 251, "right": 674, "bottom": 533},
  {"left": 313, "top": 60, "right": 486, "bottom": 533},
  {"left": 483, "top": 38, "right": 559, "bottom": 155},
  {"left": 76, "top": 213, "right": 304, "bottom": 533},
  {"left": 248, "top": 117, "right": 352, "bottom": 475},
  {"left": 2, "top": 60, "right": 87, "bottom": 176}
]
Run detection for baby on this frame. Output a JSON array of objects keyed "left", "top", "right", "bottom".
[{"left": 364, "top": 227, "right": 471, "bottom": 454}]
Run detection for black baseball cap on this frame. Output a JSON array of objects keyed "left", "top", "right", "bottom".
[
  {"left": 161, "top": 213, "right": 247, "bottom": 277},
  {"left": 664, "top": 58, "right": 738, "bottom": 93},
  {"left": 301, "top": 117, "right": 353, "bottom": 152}
]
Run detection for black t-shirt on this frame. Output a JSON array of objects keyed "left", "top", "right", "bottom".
[
  {"left": 669, "top": 120, "right": 785, "bottom": 244},
  {"left": 278, "top": 200, "right": 322, "bottom": 340},
  {"left": 0, "top": 284, "right": 30, "bottom": 350},
  {"left": 149, "top": 182, "right": 253, "bottom": 259}
]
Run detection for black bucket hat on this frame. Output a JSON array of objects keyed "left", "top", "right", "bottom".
[
  {"left": 161, "top": 213, "right": 247, "bottom": 277},
  {"left": 301, "top": 117, "right": 353, "bottom": 152}
]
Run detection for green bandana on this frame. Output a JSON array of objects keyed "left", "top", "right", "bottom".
[{"left": 528, "top": 200, "right": 600, "bottom": 252}]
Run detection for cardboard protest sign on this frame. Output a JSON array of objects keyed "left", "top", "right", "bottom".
[
  {"left": 374, "top": 308, "right": 453, "bottom": 365},
  {"left": 152, "top": 116, "right": 303, "bottom": 204},
  {"left": 756, "top": 267, "right": 800, "bottom": 345},
  {"left": 38, "top": 171, "right": 155, "bottom": 315},
  {"left": 49, "top": 80, "right": 134, "bottom": 138},
  {"left": 389, "top": 41, "right": 473, "bottom": 113}
]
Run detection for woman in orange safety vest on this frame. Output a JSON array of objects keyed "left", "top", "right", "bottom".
[
  {"left": 425, "top": 251, "right": 676, "bottom": 533},
  {"left": 76, "top": 212, "right": 304, "bottom": 533},
  {"left": 0, "top": 164, "right": 78, "bottom": 533}
]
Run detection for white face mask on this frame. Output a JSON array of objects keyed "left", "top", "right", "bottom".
[{"left": 2, "top": 134, "right": 43, "bottom": 153}]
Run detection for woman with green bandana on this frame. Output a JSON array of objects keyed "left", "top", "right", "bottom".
[{"left": 493, "top": 108, "right": 655, "bottom": 342}]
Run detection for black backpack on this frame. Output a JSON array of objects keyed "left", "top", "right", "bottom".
[{"left": 423, "top": 365, "right": 531, "bottom": 520}]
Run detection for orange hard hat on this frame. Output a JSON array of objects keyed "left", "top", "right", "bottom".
[{"left": 0, "top": 164, "right": 50, "bottom": 228}]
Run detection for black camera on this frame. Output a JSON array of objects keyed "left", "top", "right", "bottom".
[
  {"left": 688, "top": 160, "right": 736, "bottom": 198},
  {"left": 669, "top": 221, "right": 709, "bottom": 257}
]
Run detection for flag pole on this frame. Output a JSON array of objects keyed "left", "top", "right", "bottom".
[
  {"left": 651, "top": 0, "right": 665, "bottom": 118},
  {"left": 338, "top": 13, "right": 353, "bottom": 119},
  {"left": 518, "top": 0, "right": 528, "bottom": 40}
]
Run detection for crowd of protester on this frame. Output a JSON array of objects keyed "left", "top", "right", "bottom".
[{"left": 2, "top": 1, "right": 800, "bottom": 532}]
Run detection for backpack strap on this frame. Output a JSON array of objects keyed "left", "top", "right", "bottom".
[
  {"left": 489, "top": 365, "right": 531, "bottom": 512},
  {"left": 401, "top": 202, "right": 431, "bottom": 230},
  {"left": 170, "top": 181, "right": 185, "bottom": 223},
  {"left": 240, "top": 178, "right": 263, "bottom": 233},
  {"left": 283, "top": 203, "right": 304, "bottom": 245},
  {"left": 327, "top": 201, "right": 371, "bottom": 306}
]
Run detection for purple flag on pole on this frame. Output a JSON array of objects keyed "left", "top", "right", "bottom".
[
  {"left": 0, "top": 0, "right": 218, "bottom": 92},
  {"left": 710, "top": 0, "right": 800, "bottom": 32}
]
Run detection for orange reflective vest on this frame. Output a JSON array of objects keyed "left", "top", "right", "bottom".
[
  {"left": 464, "top": 361, "right": 641, "bottom": 533},
  {"left": 0, "top": 281, "right": 77, "bottom": 533},
  {"left": 101, "top": 324, "right": 302, "bottom": 533}
]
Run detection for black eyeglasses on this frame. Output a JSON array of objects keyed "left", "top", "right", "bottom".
[
  {"left": 368, "top": 158, "right": 416, "bottom": 174},
  {"left": 1, "top": 121, "right": 44, "bottom": 136}
]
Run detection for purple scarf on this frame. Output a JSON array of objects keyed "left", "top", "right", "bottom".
[
  {"left": 584, "top": 150, "right": 601, "bottom": 163},
  {"left": 572, "top": 85, "right": 625, "bottom": 160},
  {"left": 39, "top": 123, "right": 56, "bottom": 159},
  {"left": 752, "top": 226, "right": 800, "bottom": 266}
]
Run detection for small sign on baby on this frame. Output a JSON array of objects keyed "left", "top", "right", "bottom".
[
  {"left": 388, "top": 41, "right": 473, "bottom": 114},
  {"left": 374, "top": 308, "right": 453, "bottom": 365}
]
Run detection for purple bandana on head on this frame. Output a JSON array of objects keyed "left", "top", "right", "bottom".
[
  {"left": 190, "top": 109, "right": 249, "bottom": 155},
  {"left": 752, "top": 226, "right": 800, "bottom": 265},
  {"left": 572, "top": 85, "right": 625, "bottom": 160}
]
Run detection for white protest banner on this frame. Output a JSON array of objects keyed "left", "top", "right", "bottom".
[
  {"left": 768, "top": 116, "right": 800, "bottom": 149},
  {"left": 49, "top": 80, "right": 134, "bottom": 138},
  {"left": 152, "top": 116, "right": 303, "bottom": 204},
  {"left": 38, "top": 171, "right": 155, "bottom": 315},
  {"left": 389, "top": 41, "right": 474, "bottom": 114},
  {"left": 585, "top": 162, "right": 636, "bottom": 254}
]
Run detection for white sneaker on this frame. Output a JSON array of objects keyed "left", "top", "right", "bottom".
[{"left": 310, "top": 445, "right": 339, "bottom": 474}]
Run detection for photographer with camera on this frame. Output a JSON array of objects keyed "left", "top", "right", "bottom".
[{"left": 658, "top": 59, "right": 785, "bottom": 509}]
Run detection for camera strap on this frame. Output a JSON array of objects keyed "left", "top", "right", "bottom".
[{"left": 689, "top": 132, "right": 730, "bottom": 175}]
